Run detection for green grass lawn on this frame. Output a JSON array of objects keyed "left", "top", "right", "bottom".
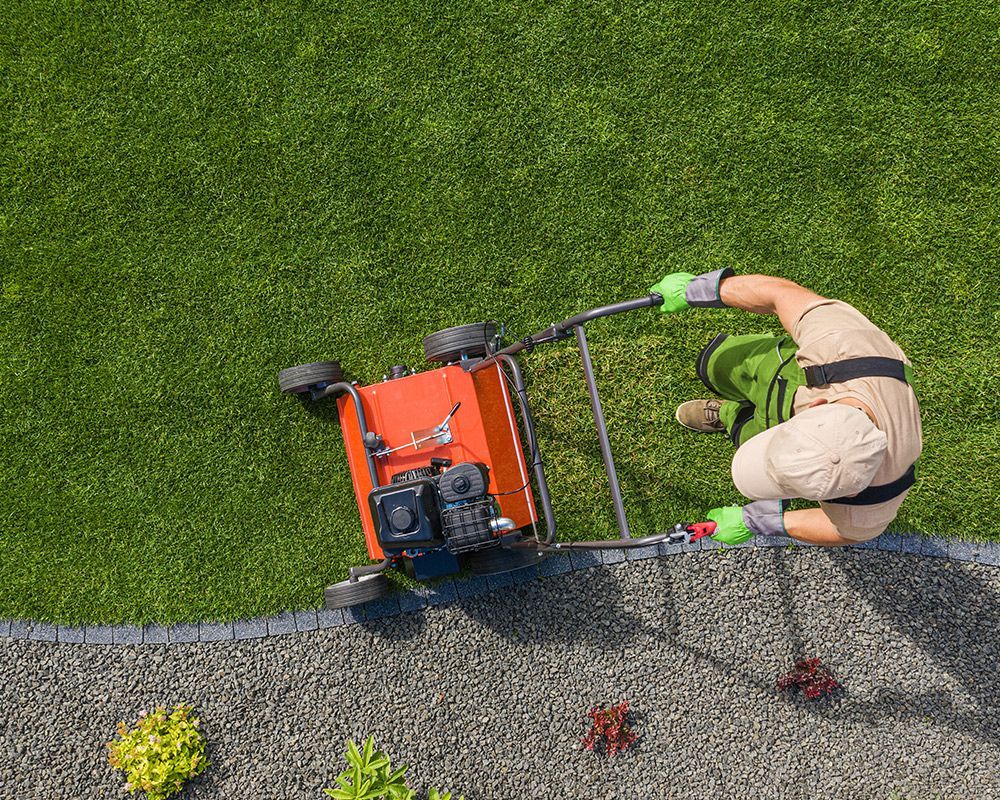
[{"left": 2, "top": 1, "right": 997, "bottom": 624}]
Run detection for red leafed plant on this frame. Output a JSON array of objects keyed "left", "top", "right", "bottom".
[
  {"left": 581, "top": 701, "right": 638, "bottom": 756},
  {"left": 777, "top": 657, "right": 842, "bottom": 700}
]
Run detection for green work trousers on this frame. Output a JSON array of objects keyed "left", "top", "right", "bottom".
[{"left": 695, "top": 333, "right": 805, "bottom": 447}]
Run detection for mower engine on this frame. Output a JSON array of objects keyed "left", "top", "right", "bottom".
[{"left": 369, "top": 460, "right": 513, "bottom": 581}]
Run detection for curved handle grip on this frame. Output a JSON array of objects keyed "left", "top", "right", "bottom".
[{"left": 686, "top": 521, "right": 718, "bottom": 541}]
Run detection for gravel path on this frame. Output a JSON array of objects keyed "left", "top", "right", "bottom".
[{"left": 2, "top": 548, "right": 998, "bottom": 799}]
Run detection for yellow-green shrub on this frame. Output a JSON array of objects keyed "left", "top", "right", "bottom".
[{"left": 107, "top": 704, "right": 208, "bottom": 800}]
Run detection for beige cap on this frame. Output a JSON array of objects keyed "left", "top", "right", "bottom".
[{"left": 731, "top": 403, "right": 887, "bottom": 501}]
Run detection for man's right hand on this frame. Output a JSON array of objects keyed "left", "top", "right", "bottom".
[{"left": 649, "top": 272, "right": 696, "bottom": 314}]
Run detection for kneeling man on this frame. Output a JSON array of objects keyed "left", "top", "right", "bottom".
[{"left": 650, "top": 270, "right": 922, "bottom": 547}]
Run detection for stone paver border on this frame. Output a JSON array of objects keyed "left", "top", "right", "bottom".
[{"left": 4, "top": 534, "right": 998, "bottom": 646}]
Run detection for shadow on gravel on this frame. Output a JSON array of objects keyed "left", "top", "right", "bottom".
[
  {"left": 825, "top": 549, "right": 1000, "bottom": 747},
  {"left": 647, "top": 555, "right": 783, "bottom": 698},
  {"left": 458, "top": 566, "right": 648, "bottom": 649},
  {"left": 360, "top": 610, "right": 428, "bottom": 642}
]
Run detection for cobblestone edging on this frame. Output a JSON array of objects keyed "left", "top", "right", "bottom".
[{"left": 4, "top": 533, "right": 999, "bottom": 646}]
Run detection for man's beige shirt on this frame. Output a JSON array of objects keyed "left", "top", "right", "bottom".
[{"left": 791, "top": 300, "right": 922, "bottom": 540}]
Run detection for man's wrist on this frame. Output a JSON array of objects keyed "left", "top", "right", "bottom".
[
  {"left": 685, "top": 267, "right": 735, "bottom": 308},
  {"left": 741, "top": 499, "right": 786, "bottom": 537}
]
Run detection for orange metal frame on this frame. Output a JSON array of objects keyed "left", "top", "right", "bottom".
[{"left": 338, "top": 362, "right": 537, "bottom": 560}]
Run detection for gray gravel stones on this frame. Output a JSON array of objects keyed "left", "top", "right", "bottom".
[{"left": 1, "top": 548, "right": 997, "bottom": 800}]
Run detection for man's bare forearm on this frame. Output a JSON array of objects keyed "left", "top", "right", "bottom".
[
  {"left": 718, "top": 275, "right": 797, "bottom": 313},
  {"left": 718, "top": 274, "right": 826, "bottom": 334},
  {"left": 783, "top": 508, "right": 861, "bottom": 547}
]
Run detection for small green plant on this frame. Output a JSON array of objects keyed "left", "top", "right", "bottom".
[
  {"left": 323, "top": 736, "right": 463, "bottom": 800},
  {"left": 107, "top": 704, "right": 208, "bottom": 800}
]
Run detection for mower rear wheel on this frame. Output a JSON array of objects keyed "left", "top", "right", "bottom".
[
  {"left": 462, "top": 543, "right": 542, "bottom": 576},
  {"left": 278, "top": 361, "right": 344, "bottom": 394},
  {"left": 324, "top": 573, "right": 389, "bottom": 609},
  {"left": 423, "top": 322, "right": 497, "bottom": 364}
]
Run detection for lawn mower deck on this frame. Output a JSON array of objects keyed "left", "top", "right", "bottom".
[
  {"left": 339, "top": 362, "right": 538, "bottom": 577},
  {"left": 279, "top": 295, "right": 716, "bottom": 610}
]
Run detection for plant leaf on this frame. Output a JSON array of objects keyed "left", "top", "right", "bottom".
[{"left": 369, "top": 755, "right": 390, "bottom": 771}]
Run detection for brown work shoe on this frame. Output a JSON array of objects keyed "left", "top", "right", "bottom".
[{"left": 675, "top": 399, "right": 726, "bottom": 433}]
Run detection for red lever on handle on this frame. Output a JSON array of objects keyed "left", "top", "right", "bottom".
[{"left": 686, "top": 521, "right": 718, "bottom": 542}]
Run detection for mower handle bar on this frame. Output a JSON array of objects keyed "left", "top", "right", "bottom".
[
  {"left": 556, "top": 293, "right": 665, "bottom": 331},
  {"left": 513, "top": 520, "right": 714, "bottom": 553},
  {"left": 473, "top": 293, "right": 666, "bottom": 543},
  {"left": 470, "top": 294, "right": 664, "bottom": 365}
]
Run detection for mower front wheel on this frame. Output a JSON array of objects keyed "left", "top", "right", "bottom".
[
  {"left": 278, "top": 361, "right": 344, "bottom": 394},
  {"left": 324, "top": 573, "right": 389, "bottom": 609}
]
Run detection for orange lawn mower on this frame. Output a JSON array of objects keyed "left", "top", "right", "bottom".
[{"left": 278, "top": 295, "right": 718, "bottom": 610}]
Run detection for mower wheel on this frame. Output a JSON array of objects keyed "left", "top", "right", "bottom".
[
  {"left": 324, "top": 573, "right": 389, "bottom": 609},
  {"left": 423, "top": 322, "right": 497, "bottom": 364},
  {"left": 278, "top": 361, "right": 344, "bottom": 394},
  {"left": 462, "top": 543, "right": 542, "bottom": 576}
]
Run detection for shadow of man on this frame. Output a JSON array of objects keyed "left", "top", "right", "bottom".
[{"left": 823, "top": 548, "right": 1000, "bottom": 746}]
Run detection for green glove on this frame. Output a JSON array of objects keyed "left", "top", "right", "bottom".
[
  {"left": 649, "top": 272, "right": 696, "bottom": 314},
  {"left": 705, "top": 506, "right": 753, "bottom": 545},
  {"left": 650, "top": 267, "right": 735, "bottom": 313}
]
